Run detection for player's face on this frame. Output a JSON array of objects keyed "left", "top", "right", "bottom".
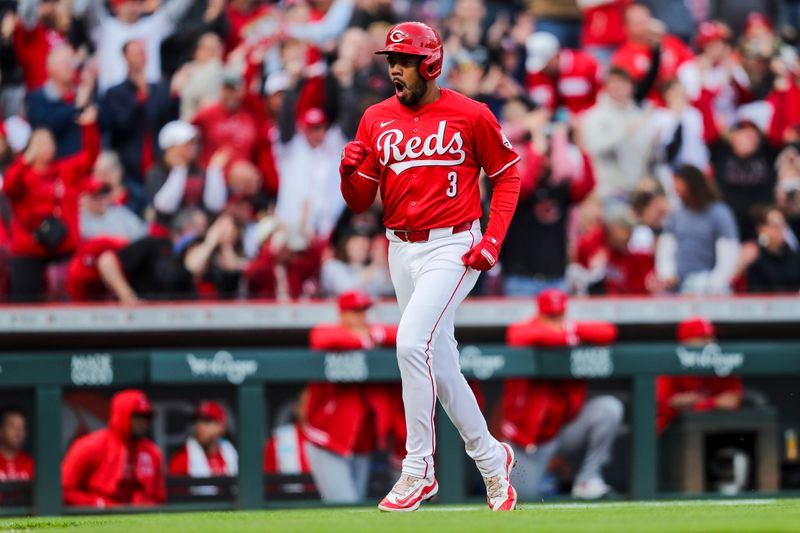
[
  {"left": 0, "top": 414, "right": 26, "bottom": 451},
  {"left": 386, "top": 53, "right": 427, "bottom": 106},
  {"left": 194, "top": 418, "right": 224, "bottom": 446},
  {"left": 129, "top": 414, "right": 151, "bottom": 439}
]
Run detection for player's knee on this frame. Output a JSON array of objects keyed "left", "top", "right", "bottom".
[
  {"left": 396, "top": 338, "right": 421, "bottom": 363},
  {"left": 593, "top": 396, "right": 624, "bottom": 426}
]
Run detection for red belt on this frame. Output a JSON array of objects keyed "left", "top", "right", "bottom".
[{"left": 392, "top": 222, "right": 472, "bottom": 243}]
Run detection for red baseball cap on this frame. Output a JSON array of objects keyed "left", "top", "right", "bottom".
[
  {"left": 745, "top": 12, "right": 773, "bottom": 33},
  {"left": 696, "top": 21, "right": 730, "bottom": 49},
  {"left": 83, "top": 178, "right": 112, "bottom": 196},
  {"left": 299, "top": 107, "right": 328, "bottom": 128},
  {"left": 537, "top": 289, "right": 568, "bottom": 317},
  {"left": 195, "top": 400, "right": 226, "bottom": 426},
  {"left": 110, "top": 0, "right": 137, "bottom": 6},
  {"left": 337, "top": 290, "right": 373, "bottom": 312},
  {"left": 677, "top": 316, "right": 715, "bottom": 342}
]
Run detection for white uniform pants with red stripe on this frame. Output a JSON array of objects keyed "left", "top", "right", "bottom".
[{"left": 387, "top": 220, "right": 504, "bottom": 480}]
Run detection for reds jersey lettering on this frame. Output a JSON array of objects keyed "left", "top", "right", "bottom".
[
  {"left": 354, "top": 88, "right": 519, "bottom": 230},
  {"left": 376, "top": 120, "right": 466, "bottom": 174}
]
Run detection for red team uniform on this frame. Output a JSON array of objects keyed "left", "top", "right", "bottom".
[
  {"left": 0, "top": 452, "right": 34, "bottom": 481},
  {"left": 339, "top": 22, "right": 521, "bottom": 512}
]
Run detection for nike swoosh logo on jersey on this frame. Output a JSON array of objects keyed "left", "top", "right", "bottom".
[{"left": 380, "top": 119, "right": 396, "bottom": 128}]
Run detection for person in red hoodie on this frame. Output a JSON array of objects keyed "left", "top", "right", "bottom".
[
  {"left": 3, "top": 105, "right": 99, "bottom": 301},
  {"left": 303, "top": 290, "right": 404, "bottom": 503},
  {"left": 168, "top": 401, "right": 238, "bottom": 496},
  {"left": 502, "top": 289, "right": 622, "bottom": 500},
  {"left": 524, "top": 31, "right": 603, "bottom": 116},
  {"left": 62, "top": 389, "right": 165, "bottom": 508},
  {"left": 656, "top": 317, "right": 743, "bottom": 434}
]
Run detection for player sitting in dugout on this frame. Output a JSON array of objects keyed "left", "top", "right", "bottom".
[
  {"left": 303, "top": 290, "right": 406, "bottom": 504},
  {"left": 62, "top": 389, "right": 165, "bottom": 507},
  {"left": 168, "top": 400, "right": 238, "bottom": 495},
  {"left": 656, "top": 317, "right": 743, "bottom": 434},
  {"left": 0, "top": 406, "right": 33, "bottom": 483},
  {"left": 500, "top": 289, "right": 623, "bottom": 500}
]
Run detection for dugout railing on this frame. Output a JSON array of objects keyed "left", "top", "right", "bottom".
[{"left": 2, "top": 340, "right": 800, "bottom": 516}]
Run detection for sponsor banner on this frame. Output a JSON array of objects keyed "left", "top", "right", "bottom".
[{"left": 675, "top": 343, "right": 745, "bottom": 377}]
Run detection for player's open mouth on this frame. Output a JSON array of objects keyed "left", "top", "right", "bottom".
[{"left": 394, "top": 80, "right": 406, "bottom": 98}]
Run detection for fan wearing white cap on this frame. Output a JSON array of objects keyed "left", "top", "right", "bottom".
[
  {"left": 524, "top": 32, "right": 602, "bottom": 116},
  {"left": 145, "top": 120, "right": 228, "bottom": 232}
]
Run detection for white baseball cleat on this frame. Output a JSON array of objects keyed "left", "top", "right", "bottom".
[
  {"left": 572, "top": 478, "right": 611, "bottom": 500},
  {"left": 378, "top": 473, "right": 438, "bottom": 512},
  {"left": 484, "top": 442, "right": 518, "bottom": 511}
]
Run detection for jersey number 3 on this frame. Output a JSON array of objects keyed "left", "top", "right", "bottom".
[{"left": 446, "top": 171, "right": 458, "bottom": 198}]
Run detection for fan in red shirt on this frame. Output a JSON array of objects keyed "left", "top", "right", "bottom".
[
  {"left": 13, "top": 0, "right": 68, "bottom": 90},
  {"left": 192, "top": 68, "right": 279, "bottom": 196},
  {"left": 0, "top": 407, "right": 34, "bottom": 482},
  {"left": 611, "top": 3, "right": 694, "bottom": 101},
  {"left": 580, "top": 0, "right": 630, "bottom": 53},
  {"left": 501, "top": 289, "right": 622, "bottom": 500},
  {"left": 303, "top": 290, "right": 404, "bottom": 504},
  {"left": 3, "top": 106, "right": 100, "bottom": 301},
  {"left": 62, "top": 389, "right": 165, "bottom": 508},
  {"left": 656, "top": 317, "right": 743, "bottom": 434},
  {"left": 524, "top": 32, "right": 602, "bottom": 116},
  {"left": 573, "top": 204, "right": 655, "bottom": 294},
  {"left": 168, "top": 401, "right": 238, "bottom": 496}
]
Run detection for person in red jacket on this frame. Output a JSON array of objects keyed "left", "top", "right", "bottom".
[
  {"left": 656, "top": 317, "right": 743, "bottom": 434},
  {"left": 303, "top": 290, "right": 404, "bottom": 503},
  {"left": 502, "top": 289, "right": 623, "bottom": 500},
  {"left": 3, "top": 105, "right": 100, "bottom": 301},
  {"left": 0, "top": 406, "right": 34, "bottom": 482},
  {"left": 168, "top": 401, "right": 238, "bottom": 495},
  {"left": 524, "top": 32, "right": 603, "bottom": 116},
  {"left": 192, "top": 68, "right": 279, "bottom": 196},
  {"left": 611, "top": 3, "right": 694, "bottom": 102},
  {"left": 62, "top": 389, "right": 165, "bottom": 508},
  {"left": 580, "top": 0, "right": 630, "bottom": 66}
]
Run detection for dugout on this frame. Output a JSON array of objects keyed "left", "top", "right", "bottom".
[{"left": 1, "top": 295, "right": 800, "bottom": 516}]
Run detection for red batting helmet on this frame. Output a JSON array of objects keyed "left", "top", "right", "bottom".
[
  {"left": 537, "top": 289, "right": 567, "bottom": 317},
  {"left": 375, "top": 22, "right": 443, "bottom": 80}
]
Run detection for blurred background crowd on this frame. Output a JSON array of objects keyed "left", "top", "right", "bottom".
[{"left": 0, "top": 0, "right": 799, "bottom": 302}]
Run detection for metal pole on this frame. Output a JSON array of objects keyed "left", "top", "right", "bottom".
[
  {"left": 237, "top": 383, "right": 265, "bottom": 509},
  {"left": 34, "top": 385, "right": 62, "bottom": 516},
  {"left": 435, "top": 404, "right": 466, "bottom": 503},
  {"left": 631, "top": 375, "right": 657, "bottom": 499}
]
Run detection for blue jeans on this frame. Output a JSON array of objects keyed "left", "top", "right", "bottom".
[
  {"left": 503, "top": 275, "right": 567, "bottom": 297},
  {"left": 535, "top": 18, "right": 582, "bottom": 49}
]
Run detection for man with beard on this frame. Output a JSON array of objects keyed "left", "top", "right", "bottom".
[{"left": 338, "top": 22, "right": 521, "bottom": 512}]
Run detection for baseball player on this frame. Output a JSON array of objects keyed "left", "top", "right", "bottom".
[{"left": 338, "top": 21, "right": 521, "bottom": 512}]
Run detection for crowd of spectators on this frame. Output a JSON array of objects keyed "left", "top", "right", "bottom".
[{"left": 0, "top": 0, "right": 799, "bottom": 302}]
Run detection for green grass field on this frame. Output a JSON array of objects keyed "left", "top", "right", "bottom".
[{"left": 3, "top": 499, "right": 799, "bottom": 533}]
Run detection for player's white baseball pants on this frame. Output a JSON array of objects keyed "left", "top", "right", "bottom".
[{"left": 387, "top": 220, "right": 505, "bottom": 480}]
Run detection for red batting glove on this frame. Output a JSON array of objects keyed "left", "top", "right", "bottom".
[
  {"left": 339, "top": 140, "right": 371, "bottom": 178},
  {"left": 462, "top": 238, "right": 500, "bottom": 271}
]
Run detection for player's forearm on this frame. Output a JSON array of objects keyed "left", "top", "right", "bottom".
[
  {"left": 484, "top": 167, "right": 520, "bottom": 246},
  {"left": 340, "top": 173, "right": 378, "bottom": 213}
]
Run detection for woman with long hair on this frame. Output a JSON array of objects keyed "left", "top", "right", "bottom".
[{"left": 655, "top": 165, "right": 740, "bottom": 294}]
